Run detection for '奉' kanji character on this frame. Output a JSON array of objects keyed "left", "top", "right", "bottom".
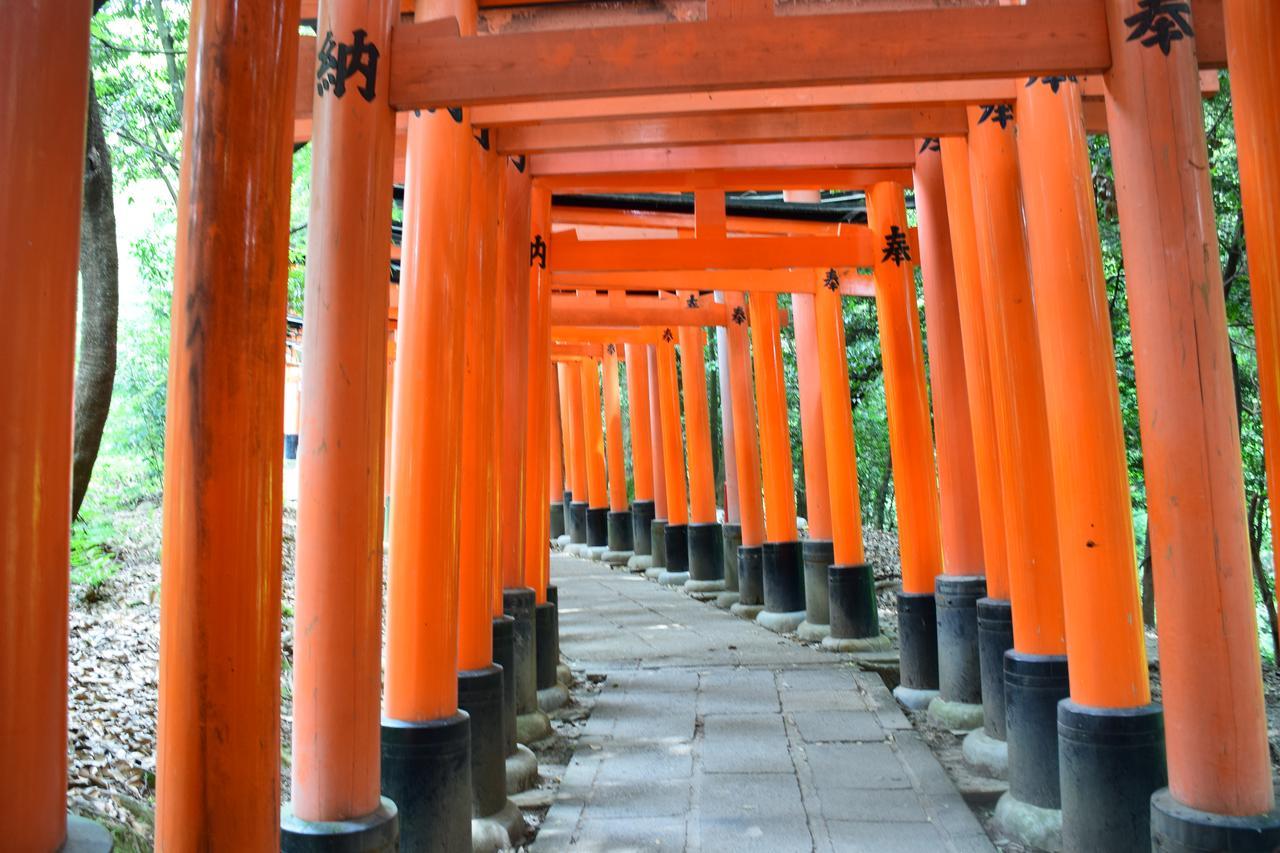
[
  {"left": 881, "top": 226, "right": 912, "bottom": 267},
  {"left": 1124, "top": 0, "right": 1194, "bottom": 56}
]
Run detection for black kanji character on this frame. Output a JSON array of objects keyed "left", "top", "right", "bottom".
[
  {"left": 606, "top": 343, "right": 616, "bottom": 355},
  {"left": 474, "top": 128, "right": 490, "bottom": 150},
  {"left": 977, "top": 104, "right": 1014, "bottom": 129},
  {"left": 530, "top": 234, "right": 547, "bottom": 269},
  {"left": 1125, "top": 0, "right": 1194, "bottom": 55},
  {"left": 918, "top": 138, "right": 940, "bottom": 154},
  {"left": 1025, "top": 75, "right": 1078, "bottom": 93},
  {"left": 662, "top": 328, "right": 674, "bottom": 343},
  {"left": 823, "top": 268, "right": 840, "bottom": 291},
  {"left": 316, "top": 29, "right": 380, "bottom": 102},
  {"left": 881, "top": 226, "right": 911, "bottom": 266},
  {"left": 511, "top": 156, "right": 526, "bottom": 173},
  {"left": 731, "top": 306, "right": 747, "bottom": 326},
  {"left": 686, "top": 294, "right": 699, "bottom": 309}
]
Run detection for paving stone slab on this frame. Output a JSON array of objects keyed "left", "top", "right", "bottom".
[
  {"left": 804, "top": 742, "right": 913, "bottom": 790},
  {"left": 826, "top": 819, "right": 953, "bottom": 853},
  {"left": 789, "top": 710, "right": 887, "bottom": 743}
]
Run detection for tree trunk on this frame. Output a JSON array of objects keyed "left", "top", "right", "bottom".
[
  {"left": 873, "top": 455, "right": 892, "bottom": 531},
  {"left": 1140, "top": 528, "right": 1155, "bottom": 628},
  {"left": 71, "top": 77, "right": 120, "bottom": 520}
]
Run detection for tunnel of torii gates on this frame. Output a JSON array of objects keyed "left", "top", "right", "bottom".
[{"left": 6, "top": 0, "right": 1280, "bottom": 851}]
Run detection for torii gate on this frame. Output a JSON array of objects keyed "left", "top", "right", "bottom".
[{"left": 7, "top": 2, "right": 1280, "bottom": 853}]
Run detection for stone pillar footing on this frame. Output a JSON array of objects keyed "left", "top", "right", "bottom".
[
  {"left": 757, "top": 609, "right": 806, "bottom": 634},
  {"left": 471, "top": 800, "right": 525, "bottom": 853},
  {"left": 962, "top": 727, "right": 1008, "bottom": 780},
  {"left": 650, "top": 519, "right": 668, "bottom": 572},
  {"left": 65, "top": 814, "right": 118, "bottom": 853},
  {"left": 281, "top": 798, "right": 399, "bottom": 853},
  {"left": 926, "top": 696, "right": 984, "bottom": 732},
  {"left": 684, "top": 577, "right": 726, "bottom": 600},
  {"left": 994, "top": 792, "right": 1062, "bottom": 853},
  {"left": 1150, "top": 788, "right": 1280, "bottom": 853},
  {"left": 796, "top": 620, "right": 831, "bottom": 642},
  {"left": 381, "top": 714, "right": 471, "bottom": 851},
  {"left": 892, "top": 685, "right": 939, "bottom": 712},
  {"left": 505, "top": 743, "right": 539, "bottom": 795},
  {"left": 821, "top": 633, "right": 893, "bottom": 653}
]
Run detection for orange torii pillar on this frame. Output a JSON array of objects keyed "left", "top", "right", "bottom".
[
  {"left": 624, "top": 341, "right": 658, "bottom": 569},
  {"left": 724, "top": 292, "right": 768, "bottom": 617},
  {"left": 601, "top": 344, "right": 636, "bottom": 563},
  {"left": 1107, "top": 0, "right": 1280, "bottom": 845},
  {"left": 380, "top": 0, "right": 478, "bottom": 844},
  {"left": 792, "top": 290, "right": 836, "bottom": 640},
  {"left": 283, "top": 0, "right": 398, "bottom": 845},
  {"left": 0, "top": 6, "right": 107, "bottom": 850},
  {"left": 457, "top": 145, "right": 525, "bottom": 843},
  {"left": 913, "top": 142, "right": 983, "bottom": 723},
  {"left": 748, "top": 295, "right": 806, "bottom": 630},
  {"left": 501, "top": 163, "right": 553, "bottom": 749},
  {"left": 939, "top": 137, "right": 1016, "bottom": 772},
  {"left": 153, "top": 0, "right": 298, "bottom": 848},
  {"left": 548, "top": 376, "right": 567, "bottom": 540},
  {"left": 1018, "top": 73, "right": 1163, "bottom": 851},
  {"left": 656, "top": 331, "right": 692, "bottom": 584},
  {"left": 580, "top": 358, "right": 610, "bottom": 555},
  {"left": 555, "top": 361, "right": 575, "bottom": 539},
  {"left": 680, "top": 322, "right": 727, "bottom": 599},
  {"left": 812, "top": 273, "right": 887, "bottom": 652},
  {"left": 865, "top": 182, "right": 946, "bottom": 704},
  {"left": 565, "top": 358, "right": 588, "bottom": 545},
  {"left": 965, "top": 106, "right": 1069, "bottom": 834},
  {"left": 646, "top": 344, "right": 672, "bottom": 576},
  {"left": 714, "top": 295, "right": 744, "bottom": 607}
]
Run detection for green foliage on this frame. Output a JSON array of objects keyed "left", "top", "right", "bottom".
[{"left": 71, "top": 505, "right": 121, "bottom": 600}]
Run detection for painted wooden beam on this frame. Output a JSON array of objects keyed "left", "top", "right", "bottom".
[{"left": 552, "top": 269, "right": 876, "bottom": 298}]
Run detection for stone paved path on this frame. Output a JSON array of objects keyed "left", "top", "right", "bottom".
[{"left": 535, "top": 553, "right": 995, "bottom": 853}]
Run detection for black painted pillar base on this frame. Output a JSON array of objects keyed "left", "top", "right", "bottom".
[
  {"left": 758, "top": 540, "right": 805, "bottom": 633},
  {"left": 1006, "top": 651, "right": 1070, "bottom": 808},
  {"left": 630, "top": 500, "right": 655, "bottom": 556},
  {"left": 1151, "top": 788, "right": 1280, "bottom": 853},
  {"left": 502, "top": 588, "right": 538, "bottom": 717},
  {"left": 731, "top": 545, "right": 765, "bottom": 618},
  {"left": 492, "top": 615, "right": 517, "bottom": 756},
  {"left": 825, "top": 563, "right": 882, "bottom": 640},
  {"left": 716, "top": 523, "right": 743, "bottom": 609},
  {"left": 535, "top": 603, "right": 558, "bottom": 691},
  {"left": 568, "top": 501, "right": 588, "bottom": 545},
  {"left": 658, "top": 523, "right": 689, "bottom": 585},
  {"left": 977, "top": 597, "right": 1014, "bottom": 740},
  {"left": 606, "top": 510, "right": 634, "bottom": 553},
  {"left": 648, "top": 519, "right": 668, "bottom": 576},
  {"left": 549, "top": 502, "right": 566, "bottom": 540},
  {"left": 798, "top": 539, "right": 833, "bottom": 641},
  {"left": 282, "top": 798, "right": 399, "bottom": 853},
  {"left": 686, "top": 522, "right": 724, "bottom": 596},
  {"left": 898, "top": 591, "right": 941, "bottom": 693},
  {"left": 928, "top": 575, "right": 985, "bottom": 730},
  {"left": 458, "top": 666, "right": 508, "bottom": 819},
  {"left": 381, "top": 713, "right": 470, "bottom": 853},
  {"left": 1058, "top": 700, "right": 1165, "bottom": 852},
  {"left": 586, "top": 507, "right": 608, "bottom": 549}
]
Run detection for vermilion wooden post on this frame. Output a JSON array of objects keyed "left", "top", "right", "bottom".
[
  {"left": 155, "top": 0, "right": 299, "bottom": 846},
  {"left": 812, "top": 278, "right": 886, "bottom": 653},
  {"left": 748, "top": 294, "right": 805, "bottom": 631},
  {"left": 714, "top": 296, "right": 744, "bottom": 606},
  {"left": 559, "top": 361, "right": 587, "bottom": 545},
  {"left": 656, "top": 333, "right": 692, "bottom": 582},
  {"left": 724, "top": 292, "right": 768, "bottom": 617},
  {"left": 965, "top": 105, "right": 1069, "bottom": 830},
  {"left": 380, "top": 0, "right": 478, "bottom": 844},
  {"left": 286, "top": 0, "right": 398, "bottom": 843},
  {"left": 1226, "top": 1, "right": 1280, "bottom": 548},
  {"left": 679, "top": 322, "right": 726, "bottom": 596},
  {"left": 549, "top": 371, "right": 567, "bottom": 540},
  {"left": 1103, "top": 0, "right": 1279, "bottom": 842},
  {"left": 912, "top": 142, "right": 980, "bottom": 722},
  {"left": 580, "top": 358, "right": 610, "bottom": 552},
  {"left": 647, "top": 344, "right": 671, "bottom": 573},
  {"left": 624, "top": 341, "right": 658, "bottom": 565},
  {"left": 792, "top": 289, "right": 835, "bottom": 639},
  {"left": 1016, "top": 72, "right": 1163, "bottom": 849},
  {"left": 939, "top": 136, "right": 1015, "bottom": 761},
  {"left": 500, "top": 162, "right": 532, "bottom": 591},
  {"left": 602, "top": 344, "right": 635, "bottom": 559},
  {"left": 0, "top": 4, "right": 96, "bottom": 850}
]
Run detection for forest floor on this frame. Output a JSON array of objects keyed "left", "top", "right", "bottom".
[{"left": 64, "top": 500, "right": 1280, "bottom": 851}]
